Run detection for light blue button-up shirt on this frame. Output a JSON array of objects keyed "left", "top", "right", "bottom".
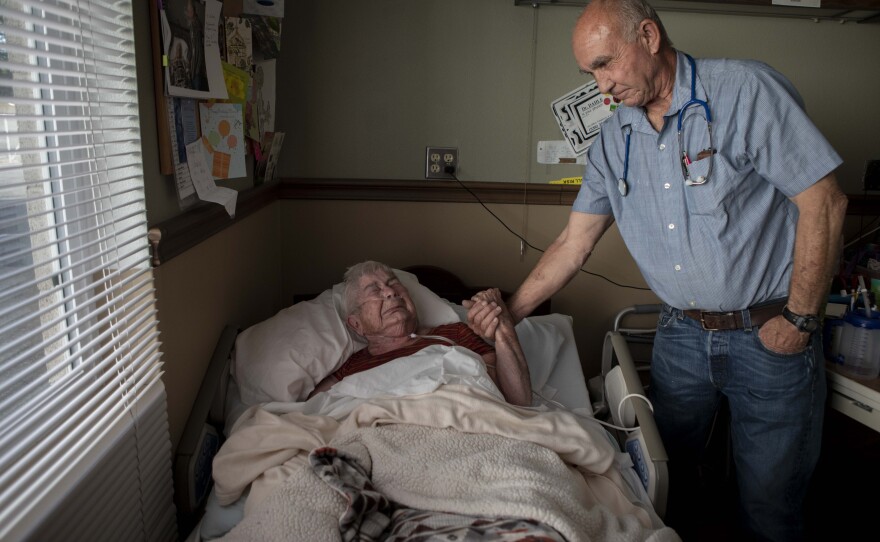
[{"left": 573, "top": 51, "right": 842, "bottom": 311}]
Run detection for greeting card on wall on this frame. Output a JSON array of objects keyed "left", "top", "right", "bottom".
[
  {"left": 221, "top": 62, "right": 250, "bottom": 106},
  {"left": 254, "top": 59, "right": 276, "bottom": 134},
  {"left": 199, "top": 102, "right": 246, "bottom": 179},
  {"left": 255, "top": 131, "right": 285, "bottom": 185}
]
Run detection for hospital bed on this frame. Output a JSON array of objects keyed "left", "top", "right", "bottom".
[{"left": 175, "top": 266, "right": 676, "bottom": 541}]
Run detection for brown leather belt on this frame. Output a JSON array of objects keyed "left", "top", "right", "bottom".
[{"left": 682, "top": 300, "right": 787, "bottom": 331}]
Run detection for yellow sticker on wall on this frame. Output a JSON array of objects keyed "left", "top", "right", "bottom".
[{"left": 549, "top": 177, "right": 583, "bottom": 185}]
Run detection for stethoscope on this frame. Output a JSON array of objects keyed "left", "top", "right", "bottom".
[{"left": 618, "top": 54, "right": 715, "bottom": 197}]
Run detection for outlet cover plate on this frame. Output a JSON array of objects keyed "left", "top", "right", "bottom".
[{"left": 425, "top": 146, "right": 458, "bottom": 180}]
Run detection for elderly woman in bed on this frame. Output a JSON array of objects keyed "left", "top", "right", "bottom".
[{"left": 309, "top": 261, "right": 532, "bottom": 405}]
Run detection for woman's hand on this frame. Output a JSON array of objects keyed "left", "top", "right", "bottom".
[{"left": 463, "top": 288, "right": 511, "bottom": 342}]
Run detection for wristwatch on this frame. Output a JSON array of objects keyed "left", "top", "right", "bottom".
[{"left": 781, "top": 305, "right": 819, "bottom": 333}]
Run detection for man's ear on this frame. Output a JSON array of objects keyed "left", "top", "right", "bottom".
[{"left": 639, "top": 19, "right": 661, "bottom": 55}]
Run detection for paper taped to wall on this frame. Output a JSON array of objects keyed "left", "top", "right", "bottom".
[
  {"left": 186, "top": 139, "right": 238, "bottom": 217},
  {"left": 551, "top": 81, "right": 618, "bottom": 156},
  {"left": 538, "top": 141, "right": 587, "bottom": 165}
]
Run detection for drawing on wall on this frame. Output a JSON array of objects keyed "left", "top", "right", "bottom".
[
  {"left": 199, "top": 102, "right": 246, "bottom": 180},
  {"left": 224, "top": 17, "right": 253, "bottom": 71}
]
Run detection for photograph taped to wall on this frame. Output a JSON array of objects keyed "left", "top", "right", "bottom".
[
  {"left": 247, "top": 16, "right": 283, "bottom": 59},
  {"left": 551, "top": 81, "right": 618, "bottom": 155},
  {"left": 161, "top": 0, "right": 229, "bottom": 100}
]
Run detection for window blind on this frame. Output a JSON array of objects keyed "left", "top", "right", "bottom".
[{"left": 0, "top": 1, "right": 173, "bottom": 540}]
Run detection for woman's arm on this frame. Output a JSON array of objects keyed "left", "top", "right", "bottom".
[{"left": 470, "top": 289, "right": 531, "bottom": 406}]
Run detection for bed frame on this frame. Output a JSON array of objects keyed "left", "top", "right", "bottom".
[{"left": 173, "top": 266, "right": 668, "bottom": 535}]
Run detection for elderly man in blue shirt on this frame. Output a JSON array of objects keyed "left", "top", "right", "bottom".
[{"left": 466, "top": 0, "right": 847, "bottom": 540}]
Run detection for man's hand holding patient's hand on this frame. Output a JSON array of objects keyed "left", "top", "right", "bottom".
[{"left": 463, "top": 288, "right": 512, "bottom": 342}]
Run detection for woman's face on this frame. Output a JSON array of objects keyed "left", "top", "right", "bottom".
[{"left": 347, "top": 269, "right": 418, "bottom": 339}]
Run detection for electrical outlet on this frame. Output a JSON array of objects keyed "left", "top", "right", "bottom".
[{"left": 425, "top": 146, "right": 458, "bottom": 180}]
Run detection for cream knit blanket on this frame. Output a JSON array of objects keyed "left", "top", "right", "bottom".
[{"left": 213, "top": 385, "right": 680, "bottom": 542}]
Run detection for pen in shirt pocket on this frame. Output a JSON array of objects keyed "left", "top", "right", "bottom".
[{"left": 695, "top": 148, "right": 717, "bottom": 161}]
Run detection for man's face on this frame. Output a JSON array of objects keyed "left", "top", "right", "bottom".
[
  {"left": 572, "top": 11, "right": 659, "bottom": 109},
  {"left": 347, "top": 269, "right": 417, "bottom": 338}
]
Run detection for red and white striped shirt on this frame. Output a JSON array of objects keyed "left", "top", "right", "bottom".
[{"left": 332, "top": 322, "right": 494, "bottom": 381}]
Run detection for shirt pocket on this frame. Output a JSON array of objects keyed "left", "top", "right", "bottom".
[{"left": 682, "top": 155, "right": 736, "bottom": 217}]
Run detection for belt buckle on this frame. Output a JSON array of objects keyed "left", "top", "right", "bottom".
[{"left": 700, "top": 311, "right": 735, "bottom": 331}]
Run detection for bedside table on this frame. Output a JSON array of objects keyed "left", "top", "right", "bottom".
[{"left": 826, "top": 362, "right": 880, "bottom": 433}]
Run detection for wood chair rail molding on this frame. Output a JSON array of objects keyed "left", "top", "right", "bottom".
[{"left": 147, "top": 177, "right": 878, "bottom": 267}]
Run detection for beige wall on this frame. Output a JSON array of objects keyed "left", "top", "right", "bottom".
[
  {"left": 281, "top": 0, "right": 880, "bottom": 193},
  {"left": 135, "top": 1, "right": 879, "bottom": 451},
  {"left": 153, "top": 204, "right": 283, "bottom": 449}
]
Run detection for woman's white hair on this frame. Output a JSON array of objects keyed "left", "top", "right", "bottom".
[{"left": 342, "top": 260, "right": 396, "bottom": 316}]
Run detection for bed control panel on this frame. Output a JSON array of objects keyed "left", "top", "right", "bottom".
[{"left": 625, "top": 428, "right": 657, "bottom": 502}]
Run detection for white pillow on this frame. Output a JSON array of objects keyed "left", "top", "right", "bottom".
[
  {"left": 232, "top": 268, "right": 459, "bottom": 405},
  {"left": 447, "top": 303, "right": 565, "bottom": 392},
  {"left": 514, "top": 316, "right": 566, "bottom": 392}
]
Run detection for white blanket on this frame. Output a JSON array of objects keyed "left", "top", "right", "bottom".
[{"left": 212, "top": 348, "right": 681, "bottom": 541}]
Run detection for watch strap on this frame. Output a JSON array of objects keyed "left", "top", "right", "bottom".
[{"left": 782, "top": 305, "right": 818, "bottom": 332}]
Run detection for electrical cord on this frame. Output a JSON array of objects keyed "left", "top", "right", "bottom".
[
  {"left": 444, "top": 165, "right": 651, "bottom": 291},
  {"left": 530, "top": 388, "right": 653, "bottom": 433},
  {"left": 617, "top": 393, "right": 653, "bottom": 430}
]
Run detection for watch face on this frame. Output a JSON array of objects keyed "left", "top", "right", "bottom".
[{"left": 801, "top": 318, "right": 819, "bottom": 333}]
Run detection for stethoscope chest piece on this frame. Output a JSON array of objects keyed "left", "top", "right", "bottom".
[
  {"left": 618, "top": 178, "right": 628, "bottom": 196},
  {"left": 684, "top": 175, "right": 707, "bottom": 186}
]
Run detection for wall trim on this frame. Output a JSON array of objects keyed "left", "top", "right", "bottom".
[
  {"left": 277, "top": 177, "right": 579, "bottom": 206},
  {"left": 147, "top": 177, "right": 878, "bottom": 266}
]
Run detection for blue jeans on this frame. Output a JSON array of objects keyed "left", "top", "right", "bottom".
[{"left": 650, "top": 304, "right": 825, "bottom": 541}]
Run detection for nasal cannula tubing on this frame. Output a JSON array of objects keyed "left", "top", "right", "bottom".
[{"left": 410, "top": 333, "right": 456, "bottom": 345}]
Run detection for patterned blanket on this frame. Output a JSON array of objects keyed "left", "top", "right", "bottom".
[{"left": 309, "top": 446, "right": 566, "bottom": 542}]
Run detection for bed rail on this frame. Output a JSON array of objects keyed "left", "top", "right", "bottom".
[
  {"left": 609, "top": 332, "right": 669, "bottom": 518},
  {"left": 174, "top": 324, "right": 239, "bottom": 534}
]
